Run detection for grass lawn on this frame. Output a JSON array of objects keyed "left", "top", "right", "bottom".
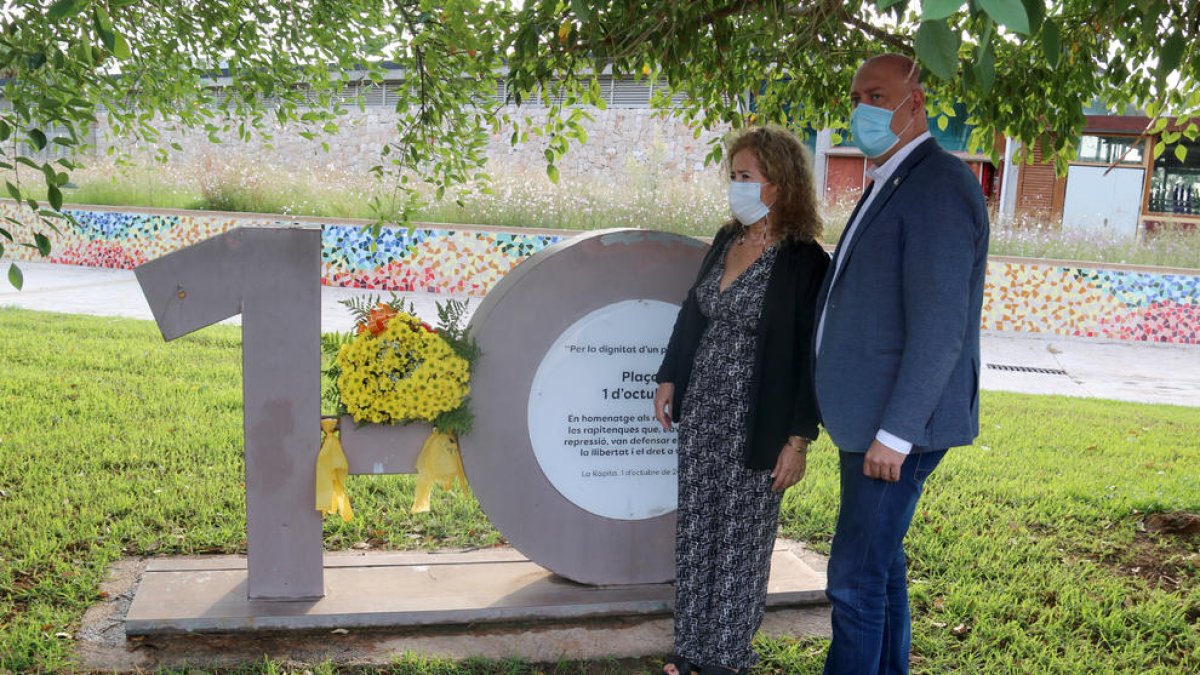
[{"left": 1, "top": 307, "right": 1198, "bottom": 673}]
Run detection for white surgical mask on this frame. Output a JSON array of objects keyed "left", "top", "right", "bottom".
[{"left": 728, "top": 181, "right": 770, "bottom": 226}]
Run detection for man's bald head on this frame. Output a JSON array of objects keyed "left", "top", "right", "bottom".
[{"left": 858, "top": 54, "right": 922, "bottom": 92}]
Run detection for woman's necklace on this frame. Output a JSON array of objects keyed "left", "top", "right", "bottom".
[{"left": 737, "top": 222, "right": 770, "bottom": 248}]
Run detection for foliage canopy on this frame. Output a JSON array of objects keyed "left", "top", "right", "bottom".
[{"left": 1, "top": 0, "right": 1197, "bottom": 286}]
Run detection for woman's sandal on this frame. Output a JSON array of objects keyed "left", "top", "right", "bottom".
[{"left": 662, "top": 655, "right": 697, "bottom": 674}]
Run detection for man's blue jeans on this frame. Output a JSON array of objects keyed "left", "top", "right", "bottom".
[{"left": 823, "top": 448, "right": 947, "bottom": 675}]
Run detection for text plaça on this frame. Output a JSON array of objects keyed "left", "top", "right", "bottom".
[{"left": 621, "top": 371, "right": 656, "bottom": 383}]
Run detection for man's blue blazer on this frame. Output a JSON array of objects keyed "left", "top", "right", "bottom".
[{"left": 814, "top": 137, "right": 990, "bottom": 454}]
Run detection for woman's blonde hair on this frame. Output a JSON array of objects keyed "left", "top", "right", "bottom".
[{"left": 723, "top": 125, "right": 824, "bottom": 244}]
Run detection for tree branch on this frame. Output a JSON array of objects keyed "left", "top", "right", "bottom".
[
  {"left": 836, "top": 5, "right": 912, "bottom": 55},
  {"left": 395, "top": 2, "right": 429, "bottom": 145}
]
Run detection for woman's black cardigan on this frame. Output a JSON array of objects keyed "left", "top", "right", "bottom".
[{"left": 655, "top": 226, "right": 830, "bottom": 470}]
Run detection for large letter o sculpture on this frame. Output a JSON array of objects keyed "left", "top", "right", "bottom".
[{"left": 465, "top": 229, "right": 707, "bottom": 585}]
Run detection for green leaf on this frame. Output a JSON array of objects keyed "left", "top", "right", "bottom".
[
  {"left": 34, "top": 233, "right": 51, "bottom": 257},
  {"left": 921, "top": 0, "right": 964, "bottom": 21},
  {"left": 8, "top": 263, "right": 22, "bottom": 290},
  {"left": 937, "top": 114, "right": 949, "bottom": 131},
  {"left": 1041, "top": 18, "right": 1061, "bottom": 69},
  {"left": 915, "top": 20, "right": 961, "bottom": 82},
  {"left": 1153, "top": 141, "right": 1165, "bottom": 159},
  {"left": 570, "top": 0, "right": 591, "bottom": 24},
  {"left": 112, "top": 33, "right": 131, "bottom": 60},
  {"left": 1175, "top": 144, "right": 1188, "bottom": 163},
  {"left": 1158, "top": 33, "right": 1185, "bottom": 78},
  {"left": 47, "top": 0, "right": 84, "bottom": 22},
  {"left": 5, "top": 181, "right": 21, "bottom": 202},
  {"left": 546, "top": 163, "right": 560, "bottom": 184},
  {"left": 93, "top": 5, "right": 116, "bottom": 51},
  {"left": 48, "top": 184, "right": 63, "bottom": 211},
  {"left": 973, "top": 43, "right": 996, "bottom": 94},
  {"left": 978, "top": 0, "right": 1029, "bottom": 34},
  {"left": 29, "top": 129, "right": 47, "bottom": 151},
  {"left": 876, "top": 0, "right": 907, "bottom": 9},
  {"left": 1019, "top": 0, "right": 1044, "bottom": 32}
]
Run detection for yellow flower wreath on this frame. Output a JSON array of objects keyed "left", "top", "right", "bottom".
[{"left": 336, "top": 311, "right": 470, "bottom": 425}]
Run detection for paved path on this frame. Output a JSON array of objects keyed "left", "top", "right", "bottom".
[{"left": 4, "top": 260, "right": 1198, "bottom": 407}]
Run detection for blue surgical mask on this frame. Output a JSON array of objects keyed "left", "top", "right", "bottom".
[
  {"left": 728, "top": 181, "right": 770, "bottom": 226},
  {"left": 849, "top": 93, "right": 913, "bottom": 159}
]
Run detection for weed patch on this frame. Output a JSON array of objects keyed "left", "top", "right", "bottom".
[{"left": 1093, "top": 512, "right": 1200, "bottom": 590}]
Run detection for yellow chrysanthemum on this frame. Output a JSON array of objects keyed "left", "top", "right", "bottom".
[{"left": 336, "top": 311, "right": 470, "bottom": 425}]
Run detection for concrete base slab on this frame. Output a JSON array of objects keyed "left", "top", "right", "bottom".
[
  {"left": 126, "top": 543, "right": 826, "bottom": 636},
  {"left": 80, "top": 557, "right": 829, "bottom": 672}
]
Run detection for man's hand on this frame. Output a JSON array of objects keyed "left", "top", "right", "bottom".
[
  {"left": 770, "top": 438, "right": 808, "bottom": 492},
  {"left": 654, "top": 383, "right": 675, "bottom": 431},
  {"left": 863, "top": 439, "right": 905, "bottom": 482}
]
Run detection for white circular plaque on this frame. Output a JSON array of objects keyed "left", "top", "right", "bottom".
[{"left": 527, "top": 299, "right": 680, "bottom": 520}]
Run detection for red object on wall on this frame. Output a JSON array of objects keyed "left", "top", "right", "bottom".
[{"left": 824, "top": 154, "right": 867, "bottom": 205}]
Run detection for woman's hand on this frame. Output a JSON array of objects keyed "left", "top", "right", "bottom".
[
  {"left": 770, "top": 437, "right": 809, "bottom": 492},
  {"left": 654, "top": 383, "right": 675, "bottom": 431}
]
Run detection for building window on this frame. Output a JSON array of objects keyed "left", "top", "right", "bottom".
[
  {"left": 1077, "top": 134, "right": 1144, "bottom": 165},
  {"left": 1149, "top": 139, "right": 1200, "bottom": 215}
]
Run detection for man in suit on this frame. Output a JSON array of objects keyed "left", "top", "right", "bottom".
[{"left": 814, "top": 54, "right": 990, "bottom": 674}]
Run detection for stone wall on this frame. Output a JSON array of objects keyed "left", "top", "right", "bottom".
[{"left": 91, "top": 107, "right": 727, "bottom": 182}]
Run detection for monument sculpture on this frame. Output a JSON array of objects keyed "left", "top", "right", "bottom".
[{"left": 133, "top": 225, "right": 707, "bottom": 603}]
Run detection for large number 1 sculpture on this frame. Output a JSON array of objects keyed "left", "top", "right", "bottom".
[
  {"left": 136, "top": 225, "right": 705, "bottom": 600},
  {"left": 137, "top": 227, "right": 325, "bottom": 599}
]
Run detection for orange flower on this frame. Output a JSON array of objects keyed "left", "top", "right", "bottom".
[{"left": 356, "top": 303, "right": 399, "bottom": 336}]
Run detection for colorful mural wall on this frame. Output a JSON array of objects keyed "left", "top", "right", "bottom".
[
  {"left": 321, "top": 224, "right": 560, "bottom": 296},
  {"left": 0, "top": 204, "right": 562, "bottom": 300},
  {"left": 13, "top": 207, "right": 244, "bottom": 268},
  {"left": 3, "top": 204, "right": 1198, "bottom": 345},
  {"left": 982, "top": 262, "right": 1200, "bottom": 344}
]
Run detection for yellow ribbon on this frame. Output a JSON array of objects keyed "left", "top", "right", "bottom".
[
  {"left": 411, "top": 430, "right": 468, "bottom": 513},
  {"left": 316, "top": 418, "right": 354, "bottom": 522}
]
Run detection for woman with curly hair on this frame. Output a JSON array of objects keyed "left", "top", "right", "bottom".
[{"left": 654, "top": 125, "right": 830, "bottom": 674}]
